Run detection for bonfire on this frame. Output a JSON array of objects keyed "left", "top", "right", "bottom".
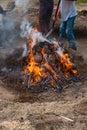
[{"left": 20, "top": 21, "right": 81, "bottom": 93}]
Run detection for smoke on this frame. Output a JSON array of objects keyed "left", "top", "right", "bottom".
[
  {"left": 20, "top": 19, "right": 32, "bottom": 39},
  {"left": 15, "top": 0, "right": 31, "bottom": 13},
  {"left": 0, "top": 12, "right": 20, "bottom": 47},
  {"left": 20, "top": 16, "right": 66, "bottom": 60},
  {"left": 20, "top": 19, "right": 51, "bottom": 49},
  {"left": 22, "top": 44, "right": 27, "bottom": 57},
  {"left": 0, "top": 0, "right": 32, "bottom": 47}
]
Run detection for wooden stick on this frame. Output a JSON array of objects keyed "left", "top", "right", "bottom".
[{"left": 60, "top": 115, "right": 74, "bottom": 122}]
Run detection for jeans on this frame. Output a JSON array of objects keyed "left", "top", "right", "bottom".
[{"left": 59, "top": 16, "right": 77, "bottom": 50}]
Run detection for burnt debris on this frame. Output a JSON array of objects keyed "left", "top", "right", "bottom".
[{"left": 0, "top": 40, "right": 83, "bottom": 94}]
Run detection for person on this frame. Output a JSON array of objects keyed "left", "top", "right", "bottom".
[
  {"left": 39, "top": 0, "right": 54, "bottom": 35},
  {"left": 59, "top": 0, "right": 77, "bottom": 50}
]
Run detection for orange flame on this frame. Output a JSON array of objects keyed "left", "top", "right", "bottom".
[
  {"left": 27, "top": 51, "right": 43, "bottom": 82},
  {"left": 23, "top": 27, "right": 78, "bottom": 86},
  {"left": 23, "top": 35, "right": 44, "bottom": 83},
  {"left": 59, "top": 53, "right": 77, "bottom": 76},
  {"left": 33, "top": 27, "right": 38, "bottom": 32}
]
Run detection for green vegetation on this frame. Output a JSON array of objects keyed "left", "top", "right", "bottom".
[
  {"left": 54, "top": 0, "right": 87, "bottom": 3},
  {"left": 31, "top": 0, "right": 87, "bottom": 3},
  {"left": 77, "top": 0, "right": 87, "bottom": 2}
]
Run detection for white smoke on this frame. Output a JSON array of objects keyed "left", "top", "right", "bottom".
[
  {"left": 15, "top": 0, "right": 31, "bottom": 13},
  {"left": 0, "top": 0, "right": 32, "bottom": 47},
  {"left": 20, "top": 19, "right": 32, "bottom": 39},
  {"left": 20, "top": 19, "right": 51, "bottom": 48},
  {"left": 20, "top": 19, "right": 65, "bottom": 60},
  {"left": 22, "top": 44, "right": 27, "bottom": 57},
  {"left": 0, "top": 14, "right": 3, "bottom": 28},
  {"left": 0, "top": 12, "right": 20, "bottom": 47}
]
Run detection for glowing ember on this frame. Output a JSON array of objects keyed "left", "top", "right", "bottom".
[
  {"left": 22, "top": 26, "right": 79, "bottom": 91},
  {"left": 56, "top": 50, "right": 78, "bottom": 76}
]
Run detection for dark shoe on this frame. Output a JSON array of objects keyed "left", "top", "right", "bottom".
[
  {"left": 0, "top": 43, "right": 3, "bottom": 47},
  {"left": 69, "top": 45, "right": 77, "bottom": 51}
]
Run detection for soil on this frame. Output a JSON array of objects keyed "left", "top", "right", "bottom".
[{"left": 0, "top": 1, "right": 87, "bottom": 130}]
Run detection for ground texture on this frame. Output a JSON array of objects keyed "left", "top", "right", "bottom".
[{"left": 0, "top": 1, "right": 87, "bottom": 130}]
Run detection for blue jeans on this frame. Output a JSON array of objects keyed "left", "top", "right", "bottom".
[{"left": 59, "top": 16, "right": 77, "bottom": 50}]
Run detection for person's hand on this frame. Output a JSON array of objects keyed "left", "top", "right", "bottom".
[{"left": 53, "top": 16, "right": 56, "bottom": 21}]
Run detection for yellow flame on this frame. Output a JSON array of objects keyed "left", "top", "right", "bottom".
[
  {"left": 59, "top": 53, "right": 77, "bottom": 77},
  {"left": 23, "top": 29, "right": 78, "bottom": 85}
]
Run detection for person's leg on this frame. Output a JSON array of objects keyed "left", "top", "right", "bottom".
[
  {"left": 66, "top": 16, "right": 77, "bottom": 50},
  {"left": 59, "top": 21, "right": 66, "bottom": 46},
  {"left": 46, "top": 2, "right": 54, "bottom": 33},
  {"left": 39, "top": 2, "right": 47, "bottom": 34}
]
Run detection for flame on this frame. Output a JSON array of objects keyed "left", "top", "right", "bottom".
[
  {"left": 41, "top": 48, "right": 45, "bottom": 56},
  {"left": 44, "top": 62, "right": 57, "bottom": 77},
  {"left": 23, "top": 35, "right": 44, "bottom": 84},
  {"left": 22, "top": 25, "right": 78, "bottom": 88},
  {"left": 27, "top": 51, "right": 43, "bottom": 83},
  {"left": 59, "top": 52, "right": 77, "bottom": 76},
  {"left": 41, "top": 48, "right": 58, "bottom": 78},
  {"left": 71, "top": 69, "right": 77, "bottom": 74},
  {"left": 33, "top": 27, "right": 38, "bottom": 32}
]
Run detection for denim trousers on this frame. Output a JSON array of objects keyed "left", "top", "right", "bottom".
[{"left": 59, "top": 16, "right": 77, "bottom": 49}]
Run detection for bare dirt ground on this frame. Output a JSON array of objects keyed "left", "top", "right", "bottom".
[{"left": 0, "top": 1, "right": 87, "bottom": 130}]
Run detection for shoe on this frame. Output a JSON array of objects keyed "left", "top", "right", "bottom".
[
  {"left": 68, "top": 42, "right": 77, "bottom": 51},
  {"left": 0, "top": 43, "right": 3, "bottom": 48},
  {"left": 68, "top": 45, "right": 77, "bottom": 51}
]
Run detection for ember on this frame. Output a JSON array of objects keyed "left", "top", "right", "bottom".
[{"left": 22, "top": 27, "right": 81, "bottom": 93}]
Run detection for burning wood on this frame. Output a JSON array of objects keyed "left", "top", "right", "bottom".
[
  {"left": 21, "top": 27, "right": 82, "bottom": 93},
  {"left": 0, "top": 21, "right": 82, "bottom": 93}
]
